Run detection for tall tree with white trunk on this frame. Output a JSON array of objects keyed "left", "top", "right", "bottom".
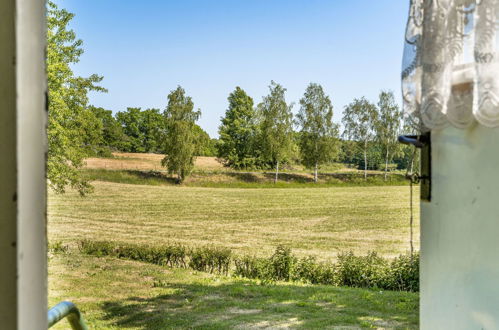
[
  {"left": 375, "top": 90, "right": 403, "bottom": 180},
  {"left": 296, "top": 83, "right": 339, "bottom": 183},
  {"left": 258, "top": 81, "right": 294, "bottom": 183},
  {"left": 342, "top": 97, "right": 378, "bottom": 180}
]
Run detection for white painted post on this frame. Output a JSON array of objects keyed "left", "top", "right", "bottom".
[
  {"left": 0, "top": 0, "right": 47, "bottom": 328},
  {"left": 17, "top": 0, "right": 47, "bottom": 328}
]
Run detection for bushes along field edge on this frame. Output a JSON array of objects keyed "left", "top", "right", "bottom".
[{"left": 73, "top": 240, "right": 419, "bottom": 292}]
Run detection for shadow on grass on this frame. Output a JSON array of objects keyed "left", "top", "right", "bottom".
[
  {"left": 125, "top": 170, "right": 178, "bottom": 184},
  {"left": 224, "top": 172, "right": 262, "bottom": 183},
  {"left": 263, "top": 172, "right": 314, "bottom": 183},
  {"left": 100, "top": 281, "right": 418, "bottom": 329},
  {"left": 83, "top": 169, "right": 178, "bottom": 185}
]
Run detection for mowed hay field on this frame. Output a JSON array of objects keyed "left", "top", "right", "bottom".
[
  {"left": 48, "top": 181, "right": 419, "bottom": 259},
  {"left": 85, "top": 152, "right": 225, "bottom": 172}
]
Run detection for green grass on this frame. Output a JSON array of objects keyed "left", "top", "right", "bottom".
[
  {"left": 82, "top": 168, "right": 410, "bottom": 188},
  {"left": 49, "top": 181, "right": 419, "bottom": 259},
  {"left": 49, "top": 251, "right": 419, "bottom": 329},
  {"left": 49, "top": 170, "right": 420, "bottom": 327}
]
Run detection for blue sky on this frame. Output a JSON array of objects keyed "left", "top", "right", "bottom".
[{"left": 60, "top": 0, "right": 409, "bottom": 137}]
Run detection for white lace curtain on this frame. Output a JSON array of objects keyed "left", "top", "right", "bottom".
[{"left": 402, "top": 0, "right": 499, "bottom": 131}]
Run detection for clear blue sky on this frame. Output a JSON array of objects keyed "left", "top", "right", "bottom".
[{"left": 59, "top": 0, "right": 409, "bottom": 138}]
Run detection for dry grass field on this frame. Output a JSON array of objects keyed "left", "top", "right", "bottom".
[
  {"left": 48, "top": 181, "right": 419, "bottom": 260},
  {"left": 83, "top": 153, "right": 408, "bottom": 187},
  {"left": 85, "top": 153, "right": 225, "bottom": 172}
]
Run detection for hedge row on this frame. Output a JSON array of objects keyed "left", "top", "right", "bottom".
[
  {"left": 77, "top": 240, "right": 419, "bottom": 292},
  {"left": 78, "top": 240, "right": 230, "bottom": 275}
]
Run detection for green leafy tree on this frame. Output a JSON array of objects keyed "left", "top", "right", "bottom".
[
  {"left": 161, "top": 86, "right": 201, "bottom": 183},
  {"left": 258, "top": 81, "right": 294, "bottom": 183},
  {"left": 80, "top": 108, "right": 104, "bottom": 156},
  {"left": 47, "top": 1, "right": 106, "bottom": 195},
  {"left": 192, "top": 125, "right": 217, "bottom": 156},
  {"left": 296, "top": 83, "right": 340, "bottom": 182},
  {"left": 342, "top": 97, "right": 378, "bottom": 180},
  {"left": 91, "top": 106, "right": 126, "bottom": 151},
  {"left": 140, "top": 108, "right": 164, "bottom": 153},
  {"left": 375, "top": 91, "right": 403, "bottom": 180},
  {"left": 217, "top": 87, "right": 257, "bottom": 169},
  {"left": 116, "top": 107, "right": 145, "bottom": 152}
]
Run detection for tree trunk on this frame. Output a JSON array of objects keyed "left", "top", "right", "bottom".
[
  {"left": 384, "top": 148, "right": 389, "bottom": 181},
  {"left": 314, "top": 162, "right": 318, "bottom": 183},
  {"left": 274, "top": 160, "right": 279, "bottom": 184},
  {"left": 364, "top": 140, "right": 368, "bottom": 180}
]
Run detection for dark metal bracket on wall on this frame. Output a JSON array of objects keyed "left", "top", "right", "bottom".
[{"left": 398, "top": 132, "right": 431, "bottom": 201}]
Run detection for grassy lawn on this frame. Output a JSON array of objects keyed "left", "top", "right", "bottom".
[
  {"left": 49, "top": 166, "right": 420, "bottom": 327},
  {"left": 49, "top": 251, "right": 419, "bottom": 329},
  {"left": 48, "top": 181, "right": 419, "bottom": 259}
]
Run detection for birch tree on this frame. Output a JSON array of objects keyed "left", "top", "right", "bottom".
[
  {"left": 162, "top": 86, "right": 201, "bottom": 183},
  {"left": 342, "top": 97, "right": 378, "bottom": 179},
  {"left": 258, "top": 81, "right": 294, "bottom": 183},
  {"left": 375, "top": 91, "right": 403, "bottom": 180},
  {"left": 296, "top": 83, "right": 339, "bottom": 183}
]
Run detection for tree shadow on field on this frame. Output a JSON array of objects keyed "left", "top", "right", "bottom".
[
  {"left": 99, "top": 281, "right": 418, "bottom": 329},
  {"left": 320, "top": 172, "right": 406, "bottom": 184},
  {"left": 224, "top": 172, "right": 262, "bottom": 183},
  {"left": 125, "top": 170, "right": 178, "bottom": 184},
  {"left": 262, "top": 172, "right": 313, "bottom": 183}
]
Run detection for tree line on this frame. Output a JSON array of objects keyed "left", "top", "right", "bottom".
[
  {"left": 79, "top": 82, "right": 414, "bottom": 184},
  {"left": 215, "top": 83, "right": 413, "bottom": 183},
  {"left": 46, "top": 1, "right": 416, "bottom": 194}
]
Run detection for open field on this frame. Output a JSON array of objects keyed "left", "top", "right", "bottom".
[
  {"left": 85, "top": 152, "right": 399, "bottom": 174},
  {"left": 48, "top": 167, "right": 420, "bottom": 327},
  {"left": 49, "top": 251, "right": 419, "bottom": 329},
  {"left": 85, "top": 153, "right": 226, "bottom": 172},
  {"left": 83, "top": 153, "right": 408, "bottom": 187},
  {"left": 48, "top": 181, "right": 419, "bottom": 259}
]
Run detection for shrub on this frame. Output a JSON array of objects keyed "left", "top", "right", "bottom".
[
  {"left": 265, "top": 245, "right": 295, "bottom": 281},
  {"left": 335, "top": 251, "right": 389, "bottom": 289},
  {"left": 189, "top": 246, "right": 232, "bottom": 275},
  {"left": 234, "top": 255, "right": 268, "bottom": 279},
  {"left": 386, "top": 253, "right": 419, "bottom": 292},
  {"left": 78, "top": 239, "right": 114, "bottom": 256},
  {"left": 291, "top": 256, "right": 336, "bottom": 285},
  {"left": 77, "top": 240, "right": 419, "bottom": 292},
  {"left": 78, "top": 240, "right": 188, "bottom": 268}
]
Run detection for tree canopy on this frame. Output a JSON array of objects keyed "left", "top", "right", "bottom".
[
  {"left": 375, "top": 91, "right": 403, "bottom": 180},
  {"left": 258, "top": 81, "right": 294, "bottom": 183},
  {"left": 342, "top": 97, "right": 378, "bottom": 179},
  {"left": 217, "top": 87, "right": 257, "bottom": 169},
  {"left": 296, "top": 83, "right": 340, "bottom": 182},
  {"left": 47, "top": 1, "right": 106, "bottom": 195},
  {"left": 161, "top": 86, "right": 201, "bottom": 183}
]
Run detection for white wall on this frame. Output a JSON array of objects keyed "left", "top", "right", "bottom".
[{"left": 421, "top": 124, "right": 499, "bottom": 329}]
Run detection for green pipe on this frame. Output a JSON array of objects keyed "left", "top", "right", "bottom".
[{"left": 48, "top": 301, "right": 88, "bottom": 329}]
